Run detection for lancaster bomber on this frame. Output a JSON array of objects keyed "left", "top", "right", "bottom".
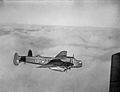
[{"left": 13, "top": 50, "right": 82, "bottom": 72}]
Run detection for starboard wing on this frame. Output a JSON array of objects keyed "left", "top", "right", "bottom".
[{"left": 55, "top": 51, "right": 67, "bottom": 58}]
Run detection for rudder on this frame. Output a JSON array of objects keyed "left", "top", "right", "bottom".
[
  {"left": 28, "top": 49, "right": 32, "bottom": 57},
  {"left": 109, "top": 53, "right": 120, "bottom": 92},
  {"left": 13, "top": 53, "right": 20, "bottom": 66}
]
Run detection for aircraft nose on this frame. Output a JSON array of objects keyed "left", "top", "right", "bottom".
[
  {"left": 75, "top": 60, "right": 82, "bottom": 67},
  {"left": 78, "top": 60, "right": 82, "bottom": 66}
]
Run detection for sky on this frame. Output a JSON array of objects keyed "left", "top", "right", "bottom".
[
  {"left": 0, "top": 0, "right": 120, "bottom": 92},
  {"left": 0, "top": 0, "right": 120, "bottom": 28}
]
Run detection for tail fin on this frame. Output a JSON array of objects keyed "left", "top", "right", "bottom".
[
  {"left": 28, "top": 49, "right": 32, "bottom": 57},
  {"left": 13, "top": 53, "right": 20, "bottom": 66},
  {"left": 109, "top": 53, "right": 120, "bottom": 92}
]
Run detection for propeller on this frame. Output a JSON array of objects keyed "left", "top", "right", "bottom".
[
  {"left": 71, "top": 53, "right": 74, "bottom": 64},
  {"left": 73, "top": 53, "right": 74, "bottom": 58}
]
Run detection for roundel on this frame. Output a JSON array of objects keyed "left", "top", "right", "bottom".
[{"left": 41, "top": 60, "right": 45, "bottom": 63}]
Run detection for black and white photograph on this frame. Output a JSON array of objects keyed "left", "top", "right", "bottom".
[{"left": 0, "top": 0, "right": 120, "bottom": 92}]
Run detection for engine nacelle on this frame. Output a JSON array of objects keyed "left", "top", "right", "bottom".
[{"left": 49, "top": 66, "right": 65, "bottom": 72}]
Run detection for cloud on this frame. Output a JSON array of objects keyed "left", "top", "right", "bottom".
[
  {"left": 51, "top": 61, "right": 110, "bottom": 92},
  {"left": 0, "top": 25, "right": 119, "bottom": 92}
]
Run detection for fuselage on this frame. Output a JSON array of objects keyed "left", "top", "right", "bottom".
[{"left": 20, "top": 55, "right": 82, "bottom": 68}]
